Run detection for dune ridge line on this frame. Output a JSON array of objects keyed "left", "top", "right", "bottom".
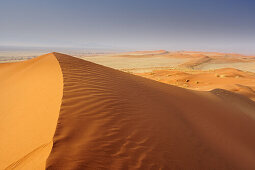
[{"left": 46, "top": 52, "right": 255, "bottom": 169}]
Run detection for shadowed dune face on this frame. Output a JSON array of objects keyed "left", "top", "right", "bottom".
[
  {"left": 0, "top": 54, "right": 63, "bottom": 169},
  {"left": 46, "top": 53, "right": 255, "bottom": 169}
]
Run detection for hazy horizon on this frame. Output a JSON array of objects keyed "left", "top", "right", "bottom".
[{"left": 1, "top": 0, "right": 255, "bottom": 55}]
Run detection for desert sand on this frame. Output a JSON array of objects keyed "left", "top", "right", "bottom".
[
  {"left": 1, "top": 52, "right": 255, "bottom": 169},
  {"left": 137, "top": 68, "right": 255, "bottom": 101},
  {"left": 0, "top": 54, "right": 63, "bottom": 169},
  {"left": 79, "top": 50, "right": 255, "bottom": 73}
]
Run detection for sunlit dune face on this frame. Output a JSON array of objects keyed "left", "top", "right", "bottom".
[{"left": 136, "top": 68, "right": 255, "bottom": 101}]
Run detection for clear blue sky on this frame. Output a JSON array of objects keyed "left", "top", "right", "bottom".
[{"left": 0, "top": 0, "right": 255, "bottom": 54}]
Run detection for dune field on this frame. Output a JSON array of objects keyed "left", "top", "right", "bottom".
[
  {"left": 137, "top": 68, "right": 255, "bottom": 101},
  {"left": 80, "top": 50, "right": 255, "bottom": 73},
  {"left": 1, "top": 52, "right": 255, "bottom": 169},
  {"left": 78, "top": 50, "right": 255, "bottom": 101}
]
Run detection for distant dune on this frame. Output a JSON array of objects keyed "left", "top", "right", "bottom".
[
  {"left": 2, "top": 50, "right": 255, "bottom": 73},
  {"left": 79, "top": 50, "right": 255, "bottom": 73},
  {"left": 1, "top": 53, "right": 255, "bottom": 169},
  {"left": 137, "top": 68, "right": 255, "bottom": 101}
]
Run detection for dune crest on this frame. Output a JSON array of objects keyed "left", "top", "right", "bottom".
[
  {"left": 46, "top": 53, "right": 255, "bottom": 169},
  {"left": 0, "top": 53, "right": 63, "bottom": 169}
]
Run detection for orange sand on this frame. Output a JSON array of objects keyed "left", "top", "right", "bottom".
[
  {"left": 48, "top": 53, "right": 255, "bottom": 169},
  {"left": 1, "top": 53, "right": 255, "bottom": 169},
  {"left": 137, "top": 68, "right": 255, "bottom": 101},
  {"left": 0, "top": 54, "right": 63, "bottom": 169}
]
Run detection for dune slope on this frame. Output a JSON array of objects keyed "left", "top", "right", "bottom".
[
  {"left": 0, "top": 54, "right": 63, "bottom": 169},
  {"left": 46, "top": 53, "right": 255, "bottom": 169}
]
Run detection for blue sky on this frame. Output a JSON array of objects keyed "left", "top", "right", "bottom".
[{"left": 0, "top": 0, "right": 255, "bottom": 54}]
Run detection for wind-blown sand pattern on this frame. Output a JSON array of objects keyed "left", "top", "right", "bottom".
[{"left": 1, "top": 53, "right": 255, "bottom": 169}]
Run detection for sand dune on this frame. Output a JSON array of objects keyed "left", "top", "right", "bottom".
[
  {"left": 137, "top": 68, "right": 255, "bottom": 101},
  {"left": 1, "top": 53, "right": 255, "bottom": 169},
  {"left": 48, "top": 53, "right": 255, "bottom": 169},
  {"left": 0, "top": 53, "right": 63, "bottom": 169}
]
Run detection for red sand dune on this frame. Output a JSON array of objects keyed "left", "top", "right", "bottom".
[
  {"left": 1, "top": 53, "right": 255, "bottom": 169},
  {"left": 137, "top": 68, "right": 255, "bottom": 101}
]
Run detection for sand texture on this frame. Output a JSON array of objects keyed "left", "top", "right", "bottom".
[
  {"left": 48, "top": 53, "right": 255, "bottom": 169},
  {"left": 1, "top": 52, "right": 255, "bottom": 169}
]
